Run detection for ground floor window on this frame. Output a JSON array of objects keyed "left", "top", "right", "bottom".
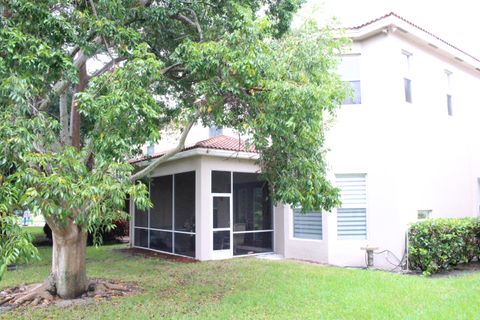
[
  {"left": 293, "top": 209, "right": 322, "bottom": 240},
  {"left": 211, "top": 171, "right": 273, "bottom": 256},
  {"left": 335, "top": 173, "right": 367, "bottom": 240},
  {"left": 134, "top": 171, "right": 196, "bottom": 257}
]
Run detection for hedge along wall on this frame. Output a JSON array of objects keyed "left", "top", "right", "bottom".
[{"left": 408, "top": 218, "right": 480, "bottom": 275}]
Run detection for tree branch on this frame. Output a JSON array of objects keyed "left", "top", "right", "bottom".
[
  {"left": 88, "top": 57, "right": 126, "bottom": 80},
  {"left": 37, "top": 37, "right": 101, "bottom": 111},
  {"left": 44, "top": 215, "right": 63, "bottom": 235},
  {"left": 184, "top": 8, "right": 203, "bottom": 42},
  {"left": 171, "top": 8, "right": 203, "bottom": 42},
  {"left": 131, "top": 111, "right": 200, "bottom": 181},
  {"left": 160, "top": 62, "right": 183, "bottom": 75},
  {"left": 88, "top": 0, "right": 115, "bottom": 60},
  {"left": 70, "top": 63, "right": 88, "bottom": 150}
]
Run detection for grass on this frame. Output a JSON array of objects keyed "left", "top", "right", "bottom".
[
  {"left": 2, "top": 245, "right": 480, "bottom": 319},
  {"left": 23, "top": 226, "right": 47, "bottom": 245}
]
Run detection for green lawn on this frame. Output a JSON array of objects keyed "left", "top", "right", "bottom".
[
  {"left": 24, "top": 226, "right": 48, "bottom": 245},
  {"left": 2, "top": 245, "right": 480, "bottom": 320}
]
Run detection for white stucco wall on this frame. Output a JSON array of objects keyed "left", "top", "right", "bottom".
[
  {"left": 323, "top": 31, "right": 480, "bottom": 269},
  {"left": 281, "top": 205, "right": 329, "bottom": 263},
  {"left": 195, "top": 155, "right": 263, "bottom": 261},
  {"left": 279, "top": 29, "right": 480, "bottom": 269}
]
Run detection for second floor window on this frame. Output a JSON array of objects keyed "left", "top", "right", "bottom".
[
  {"left": 339, "top": 54, "right": 361, "bottom": 104},
  {"left": 146, "top": 144, "right": 155, "bottom": 156},
  {"left": 402, "top": 51, "right": 413, "bottom": 103},
  {"left": 209, "top": 126, "right": 223, "bottom": 138},
  {"left": 445, "top": 70, "right": 453, "bottom": 116}
]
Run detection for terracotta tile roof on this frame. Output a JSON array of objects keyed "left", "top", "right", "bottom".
[
  {"left": 348, "top": 12, "right": 480, "bottom": 63},
  {"left": 186, "top": 135, "right": 255, "bottom": 153},
  {"left": 130, "top": 135, "right": 256, "bottom": 164}
]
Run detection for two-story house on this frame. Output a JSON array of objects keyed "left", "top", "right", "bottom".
[{"left": 130, "top": 13, "right": 480, "bottom": 269}]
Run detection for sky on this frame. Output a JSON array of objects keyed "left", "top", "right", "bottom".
[{"left": 294, "top": 0, "right": 480, "bottom": 59}]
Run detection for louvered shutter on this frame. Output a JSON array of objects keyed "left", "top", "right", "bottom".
[
  {"left": 293, "top": 209, "right": 322, "bottom": 240},
  {"left": 336, "top": 174, "right": 367, "bottom": 240}
]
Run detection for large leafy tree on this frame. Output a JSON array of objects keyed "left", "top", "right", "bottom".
[{"left": 0, "top": 0, "right": 347, "bottom": 301}]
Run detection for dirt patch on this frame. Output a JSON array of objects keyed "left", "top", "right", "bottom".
[
  {"left": 115, "top": 247, "right": 197, "bottom": 263},
  {"left": 0, "top": 278, "right": 140, "bottom": 314}
]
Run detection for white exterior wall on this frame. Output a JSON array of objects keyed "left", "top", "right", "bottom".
[
  {"left": 282, "top": 30, "right": 480, "bottom": 269},
  {"left": 195, "top": 156, "right": 263, "bottom": 261},
  {"left": 282, "top": 206, "right": 329, "bottom": 263}
]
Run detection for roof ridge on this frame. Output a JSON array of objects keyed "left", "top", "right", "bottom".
[{"left": 348, "top": 11, "right": 480, "bottom": 63}]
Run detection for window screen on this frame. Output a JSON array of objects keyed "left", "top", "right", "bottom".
[
  {"left": 134, "top": 206, "right": 148, "bottom": 228},
  {"left": 233, "top": 172, "right": 272, "bottom": 232},
  {"left": 134, "top": 228, "right": 148, "bottom": 248},
  {"left": 174, "top": 171, "right": 196, "bottom": 232},
  {"left": 150, "top": 175, "right": 173, "bottom": 229},
  {"left": 213, "top": 231, "right": 230, "bottom": 250},
  {"left": 212, "top": 171, "right": 231, "bottom": 193},
  {"left": 134, "top": 172, "right": 196, "bottom": 258},
  {"left": 150, "top": 230, "right": 172, "bottom": 252},
  {"left": 174, "top": 233, "right": 195, "bottom": 257},
  {"left": 233, "top": 231, "right": 273, "bottom": 256},
  {"left": 213, "top": 197, "right": 230, "bottom": 228}
]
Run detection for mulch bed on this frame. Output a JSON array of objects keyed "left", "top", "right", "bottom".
[{"left": 115, "top": 247, "right": 197, "bottom": 263}]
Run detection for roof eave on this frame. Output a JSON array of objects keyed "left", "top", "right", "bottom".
[{"left": 133, "top": 147, "right": 259, "bottom": 168}]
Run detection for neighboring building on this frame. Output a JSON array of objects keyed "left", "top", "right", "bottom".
[{"left": 130, "top": 13, "right": 480, "bottom": 269}]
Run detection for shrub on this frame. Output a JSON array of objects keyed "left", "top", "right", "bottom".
[
  {"left": 0, "top": 215, "right": 39, "bottom": 280},
  {"left": 43, "top": 219, "right": 129, "bottom": 245},
  {"left": 408, "top": 218, "right": 480, "bottom": 275}
]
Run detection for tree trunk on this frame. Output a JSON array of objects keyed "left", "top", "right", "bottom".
[{"left": 51, "top": 223, "right": 88, "bottom": 299}]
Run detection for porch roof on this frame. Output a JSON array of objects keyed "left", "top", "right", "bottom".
[{"left": 130, "top": 135, "right": 257, "bottom": 165}]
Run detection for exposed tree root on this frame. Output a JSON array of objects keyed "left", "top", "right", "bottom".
[
  {"left": 0, "top": 279, "right": 138, "bottom": 312},
  {"left": 0, "top": 282, "right": 55, "bottom": 307}
]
